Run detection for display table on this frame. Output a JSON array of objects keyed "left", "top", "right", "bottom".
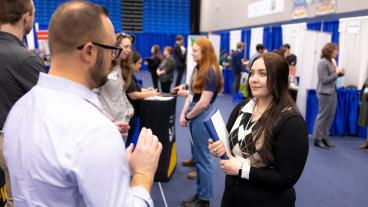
[
  {"left": 139, "top": 96, "right": 177, "bottom": 182},
  {"left": 306, "top": 88, "right": 367, "bottom": 138}
]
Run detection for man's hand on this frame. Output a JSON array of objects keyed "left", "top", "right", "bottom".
[{"left": 126, "top": 128, "right": 162, "bottom": 192}]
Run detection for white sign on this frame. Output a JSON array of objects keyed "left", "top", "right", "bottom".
[
  {"left": 208, "top": 34, "right": 221, "bottom": 62},
  {"left": 186, "top": 35, "right": 207, "bottom": 84},
  {"left": 248, "top": 0, "right": 284, "bottom": 19}
]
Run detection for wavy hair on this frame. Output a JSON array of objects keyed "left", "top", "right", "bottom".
[{"left": 191, "top": 38, "right": 223, "bottom": 93}]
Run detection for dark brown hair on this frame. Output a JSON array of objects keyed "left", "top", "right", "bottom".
[
  {"left": 115, "top": 34, "right": 134, "bottom": 89},
  {"left": 48, "top": 1, "right": 107, "bottom": 55},
  {"left": 164, "top": 46, "right": 172, "bottom": 55},
  {"left": 176, "top": 35, "right": 184, "bottom": 41},
  {"left": 151, "top": 45, "right": 162, "bottom": 60},
  {"left": 248, "top": 52, "right": 296, "bottom": 165},
  {"left": 0, "top": 0, "right": 34, "bottom": 25},
  {"left": 192, "top": 38, "right": 223, "bottom": 94},
  {"left": 321, "top": 42, "right": 338, "bottom": 60}
]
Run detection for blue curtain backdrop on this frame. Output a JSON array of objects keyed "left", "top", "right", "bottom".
[
  {"left": 131, "top": 33, "right": 188, "bottom": 70},
  {"left": 241, "top": 29, "right": 251, "bottom": 59},
  {"left": 216, "top": 31, "right": 230, "bottom": 53},
  {"left": 263, "top": 26, "right": 283, "bottom": 52},
  {"left": 307, "top": 20, "right": 339, "bottom": 44}
]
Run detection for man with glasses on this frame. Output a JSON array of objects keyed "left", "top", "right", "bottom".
[
  {"left": 0, "top": 0, "right": 46, "bottom": 206},
  {"left": 3, "top": 1, "right": 162, "bottom": 207}
]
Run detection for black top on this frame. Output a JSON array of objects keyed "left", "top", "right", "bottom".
[
  {"left": 126, "top": 74, "right": 142, "bottom": 114},
  {"left": 224, "top": 99, "right": 309, "bottom": 207},
  {"left": 146, "top": 56, "right": 161, "bottom": 72},
  {"left": 173, "top": 43, "right": 186, "bottom": 68},
  {"left": 192, "top": 67, "right": 220, "bottom": 104},
  {"left": 0, "top": 31, "right": 46, "bottom": 129}
]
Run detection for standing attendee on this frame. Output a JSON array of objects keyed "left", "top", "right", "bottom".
[
  {"left": 146, "top": 45, "right": 162, "bottom": 90},
  {"left": 313, "top": 43, "right": 345, "bottom": 149},
  {"left": 3, "top": 2, "right": 162, "bottom": 206},
  {"left": 95, "top": 32, "right": 135, "bottom": 138},
  {"left": 358, "top": 78, "right": 368, "bottom": 150},
  {"left": 174, "top": 35, "right": 186, "bottom": 86},
  {"left": 157, "top": 46, "right": 176, "bottom": 93},
  {"left": 209, "top": 53, "right": 309, "bottom": 207},
  {"left": 0, "top": 0, "right": 46, "bottom": 206},
  {"left": 249, "top": 44, "right": 265, "bottom": 67},
  {"left": 231, "top": 42, "right": 245, "bottom": 93},
  {"left": 127, "top": 50, "right": 160, "bottom": 144},
  {"left": 283, "top": 43, "right": 297, "bottom": 66},
  {"left": 180, "top": 38, "right": 223, "bottom": 207}
]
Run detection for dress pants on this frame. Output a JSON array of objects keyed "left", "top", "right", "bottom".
[{"left": 313, "top": 92, "right": 337, "bottom": 141}]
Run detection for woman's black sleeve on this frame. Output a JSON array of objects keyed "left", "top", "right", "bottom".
[{"left": 248, "top": 115, "right": 309, "bottom": 190}]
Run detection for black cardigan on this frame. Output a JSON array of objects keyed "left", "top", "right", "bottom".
[{"left": 223, "top": 99, "right": 309, "bottom": 207}]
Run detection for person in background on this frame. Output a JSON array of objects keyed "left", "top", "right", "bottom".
[
  {"left": 219, "top": 50, "right": 228, "bottom": 68},
  {"left": 0, "top": 0, "right": 46, "bottom": 206},
  {"left": 126, "top": 50, "right": 160, "bottom": 144},
  {"left": 3, "top": 2, "right": 162, "bottom": 206},
  {"left": 174, "top": 35, "right": 186, "bottom": 87},
  {"left": 95, "top": 32, "right": 135, "bottom": 139},
  {"left": 157, "top": 46, "right": 176, "bottom": 93},
  {"left": 180, "top": 38, "right": 223, "bottom": 207},
  {"left": 283, "top": 43, "right": 297, "bottom": 66},
  {"left": 275, "top": 47, "right": 289, "bottom": 60},
  {"left": 209, "top": 53, "right": 308, "bottom": 207},
  {"left": 249, "top": 44, "right": 265, "bottom": 67},
  {"left": 358, "top": 78, "right": 368, "bottom": 150},
  {"left": 231, "top": 42, "right": 245, "bottom": 94},
  {"left": 313, "top": 43, "right": 345, "bottom": 149},
  {"left": 146, "top": 44, "right": 162, "bottom": 90}
]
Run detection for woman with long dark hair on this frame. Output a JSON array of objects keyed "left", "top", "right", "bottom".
[
  {"left": 313, "top": 43, "right": 345, "bottom": 149},
  {"left": 157, "top": 46, "right": 176, "bottom": 93},
  {"left": 209, "top": 53, "right": 309, "bottom": 207},
  {"left": 180, "top": 38, "right": 223, "bottom": 207}
]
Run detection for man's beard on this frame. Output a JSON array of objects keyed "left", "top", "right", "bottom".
[{"left": 90, "top": 50, "right": 112, "bottom": 88}]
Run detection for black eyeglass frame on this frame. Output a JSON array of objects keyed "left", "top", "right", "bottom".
[{"left": 77, "top": 42, "right": 123, "bottom": 58}]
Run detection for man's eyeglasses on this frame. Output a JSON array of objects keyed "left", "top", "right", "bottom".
[{"left": 77, "top": 42, "right": 122, "bottom": 59}]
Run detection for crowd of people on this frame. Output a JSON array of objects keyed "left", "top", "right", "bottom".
[{"left": 0, "top": 1, "right": 367, "bottom": 207}]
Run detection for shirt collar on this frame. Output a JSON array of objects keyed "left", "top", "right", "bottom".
[
  {"left": 0, "top": 31, "right": 25, "bottom": 47},
  {"left": 37, "top": 73, "right": 101, "bottom": 109},
  {"left": 241, "top": 99, "right": 256, "bottom": 114}
]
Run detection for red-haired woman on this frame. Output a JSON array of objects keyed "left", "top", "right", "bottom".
[{"left": 180, "top": 38, "right": 223, "bottom": 207}]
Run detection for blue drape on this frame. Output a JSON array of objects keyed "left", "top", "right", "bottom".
[
  {"left": 323, "top": 20, "right": 340, "bottom": 44},
  {"left": 306, "top": 88, "right": 367, "bottom": 138},
  {"left": 131, "top": 33, "right": 187, "bottom": 70},
  {"left": 241, "top": 29, "right": 251, "bottom": 59},
  {"left": 263, "top": 26, "right": 283, "bottom": 52},
  {"left": 216, "top": 31, "right": 230, "bottom": 53},
  {"left": 307, "top": 21, "right": 339, "bottom": 44}
]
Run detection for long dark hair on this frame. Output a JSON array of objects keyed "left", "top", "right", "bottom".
[
  {"left": 247, "top": 52, "right": 296, "bottom": 165},
  {"left": 151, "top": 45, "right": 162, "bottom": 61},
  {"left": 115, "top": 34, "right": 134, "bottom": 89}
]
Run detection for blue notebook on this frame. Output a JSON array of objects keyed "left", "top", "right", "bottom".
[{"left": 204, "top": 109, "right": 231, "bottom": 160}]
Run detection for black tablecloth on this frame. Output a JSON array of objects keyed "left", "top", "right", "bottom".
[{"left": 139, "top": 96, "right": 177, "bottom": 182}]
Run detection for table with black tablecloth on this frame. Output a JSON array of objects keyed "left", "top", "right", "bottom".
[{"left": 139, "top": 96, "right": 177, "bottom": 182}]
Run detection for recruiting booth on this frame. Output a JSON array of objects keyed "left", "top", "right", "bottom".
[{"left": 139, "top": 96, "right": 177, "bottom": 182}]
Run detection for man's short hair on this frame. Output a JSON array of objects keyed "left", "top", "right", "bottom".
[
  {"left": 283, "top": 44, "right": 291, "bottom": 49},
  {"left": 237, "top": 42, "right": 244, "bottom": 50},
  {"left": 256, "top": 44, "right": 265, "bottom": 52},
  {"left": 48, "top": 1, "right": 108, "bottom": 56},
  {"left": 0, "top": 0, "right": 34, "bottom": 25},
  {"left": 176, "top": 35, "right": 184, "bottom": 41}
]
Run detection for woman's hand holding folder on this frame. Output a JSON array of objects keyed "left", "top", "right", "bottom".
[{"left": 208, "top": 139, "right": 226, "bottom": 158}]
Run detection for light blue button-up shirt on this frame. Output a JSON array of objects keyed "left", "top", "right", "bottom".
[{"left": 3, "top": 73, "right": 153, "bottom": 207}]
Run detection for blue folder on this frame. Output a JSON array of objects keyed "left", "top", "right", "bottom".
[{"left": 204, "top": 110, "right": 229, "bottom": 160}]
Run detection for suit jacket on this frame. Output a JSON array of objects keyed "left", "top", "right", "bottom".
[
  {"left": 231, "top": 50, "right": 243, "bottom": 75},
  {"left": 316, "top": 58, "right": 339, "bottom": 95},
  {"left": 173, "top": 43, "right": 186, "bottom": 68}
]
